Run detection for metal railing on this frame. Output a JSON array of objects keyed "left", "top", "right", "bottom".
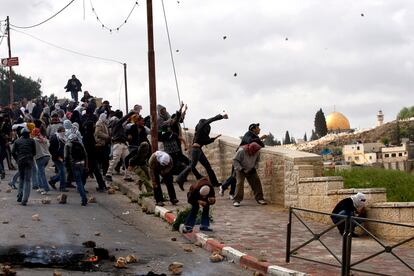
[{"left": 286, "top": 207, "right": 414, "bottom": 276}]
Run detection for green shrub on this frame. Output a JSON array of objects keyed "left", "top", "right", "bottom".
[
  {"left": 172, "top": 206, "right": 214, "bottom": 231},
  {"left": 325, "top": 167, "right": 414, "bottom": 202}
]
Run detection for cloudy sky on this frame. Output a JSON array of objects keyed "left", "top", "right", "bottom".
[{"left": 1, "top": 0, "right": 413, "bottom": 140}]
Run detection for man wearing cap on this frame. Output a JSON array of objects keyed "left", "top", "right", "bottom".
[
  {"left": 11, "top": 128, "right": 36, "bottom": 206},
  {"left": 240, "top": 123, "right": 267, "bottom": 147},
  {"left": 331, "top": 192, "right": 367, "bottom": 237},
  {"left": 64, "top": 74, "right": 82, "bottom": 103}
]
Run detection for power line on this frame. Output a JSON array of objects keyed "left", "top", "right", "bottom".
[
  {"left": 10, "top": 0, "right": 77, "bottom": 29},
  {"left": 161, "top": 0, "right": 182, "bottom": 106},
  {"left": 11, "top": 27, "right": 123, "bottom": 64},
  {"left": 90, "top": 0, "right": 139, "bottom": 33}
]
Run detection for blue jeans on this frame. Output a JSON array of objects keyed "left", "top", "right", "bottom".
[
  {"left": 31, "top": 161, "right": 39, "bottom": 189},
  {"left": 70, "top": 91, "right": 78, "bottom": 102},
  {"left": 17, "top": 159, "right": 33, "bottom": 204},
  {"left": 184, "top": 203, "right": 210, "bottom": 229},
  {"left": 72, "top": 163, "right": 87, "bottom": 203},
  {"left": 10, "top": 171, "right": 20, "bottom": 186},
  {"left": 51, "top": 159, "right": 66, "bottom": 190},
  {"left": 176, "top": 147, "right": 218, "bottom": 186},
  {"left": 331, "top": 210, "right": 354, "bottom": 234},
  {"left": 36, "top": 156, "right": 50, "bottom": 192}
]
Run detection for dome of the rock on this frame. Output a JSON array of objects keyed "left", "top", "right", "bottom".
[{"left": 326, "top": 111, "right": 350, "bottom": 131}]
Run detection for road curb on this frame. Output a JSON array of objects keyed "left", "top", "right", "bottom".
[{"left": 114, "top": 178, "right": 307, "bottom": 276}]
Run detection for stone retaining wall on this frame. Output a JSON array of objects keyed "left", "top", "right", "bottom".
[
  {"left": 181, "top": 130, "right": 414, "bottom": 242},
  {"left": 368, "top": 202, "right": 414, "bottom": 243},
  {"left": 183, "top": 130, "right": 322, "bottom": 205}
]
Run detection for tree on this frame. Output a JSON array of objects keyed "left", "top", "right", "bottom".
[
  {"left": 310, "top": 129, "right": 318, "bottom": 141},
  {"left": 284, "top": 131, "right": 291, "bottom": 144},
  {"left": 303, "top": 132, "right": 307, "bottom": 142},
  {"left": 314, "top": 108, "right": 328, "bottom": 138},
  {"left": 0, "top": 68, "right": 42, "bottom": 105},
  {"left": 391, "top": 121, "right": 401, "bottom": 145},
  {"left": 263, "top": 132, "right": 275, "bottom": 146}
]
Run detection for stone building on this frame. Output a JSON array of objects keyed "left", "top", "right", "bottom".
[
  {"left": 343, "top": 143, "right": 383, "bottom": 165},
  {"left": 343, "top": 141, "right": 414, "bottom": 172}
]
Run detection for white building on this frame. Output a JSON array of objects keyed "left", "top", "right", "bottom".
[{"left": 343, "top": 143, "right": 383, "bottom": 165}]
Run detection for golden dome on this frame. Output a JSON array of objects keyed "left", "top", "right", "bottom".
[{"left": 326, "top": 111, "right": 350, "bottom": 131}]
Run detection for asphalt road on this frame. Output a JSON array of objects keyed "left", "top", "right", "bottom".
[{"left": 0, "top": 169, "right": 251, "bottom": 276}]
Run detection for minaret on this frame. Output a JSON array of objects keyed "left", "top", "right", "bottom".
[{"left": 377, "top": 110, "right": 384, "bottom": 127}]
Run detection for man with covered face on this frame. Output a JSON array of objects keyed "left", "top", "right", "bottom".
[
  {"left": 331, "top": 192, "right": 367, "bottom": 237},
  {"left": 232, "top": 141, "right": 267, "bottom": 207}
]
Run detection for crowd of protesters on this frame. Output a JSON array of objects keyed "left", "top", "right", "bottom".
[{"left": 0, "top": 77, "right": 271, "bottom": 232}]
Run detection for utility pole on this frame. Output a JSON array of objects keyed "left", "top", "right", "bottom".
[
  {"left": 146, "top": 0, "right": 158, "bottom": 151},
  {"left": 6, "top": 16, "right": 13, "bottom": 105},
  {"left": 123, "top": 63, "right": 129, "bottom": 113}
]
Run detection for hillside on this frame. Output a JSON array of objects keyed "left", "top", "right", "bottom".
[{"left": 283, "top": 119, "right": 414, "bottom": 154}]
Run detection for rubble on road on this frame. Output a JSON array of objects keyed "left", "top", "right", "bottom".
[
  {"left": 32, "top": 214, "right": 40, "bottom": 221},
  {"left": 168, "top": 262, "right": 183, "bottom": 275},
  {"left": 88, "top": 196, "right": 97, "bottom": 203},
  {"left": 57, "top": 194, "right": 67, "bottom": 204},
  {"left": 0, "top": 264, "right": 16, "bottom": 276},
  {"left": 53, "top": 271, "right": 62, "bottom": 276},
  {"left": 209, "top": 251, "right": 224, "bottom": 263},
  {"left": 107, "top": 188, "right": 116, "bottom": 194},
  {"left": 82, "top": 241, "right": 96, "bottom": 248},
  {"left": 114, "top": 257, "right": 127, "bottom": 268},
  {"left": 125, "top": 255, "right": 137, "bottom": 263},
  {"left": 41, "top": 197, "right": 51, "bottom": 204}
]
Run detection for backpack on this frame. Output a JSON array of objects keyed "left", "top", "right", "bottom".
[{"left": 71, "top": 141, "right": 86, "bottom": 161}]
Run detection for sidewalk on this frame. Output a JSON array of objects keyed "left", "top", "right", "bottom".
[{"left": 113, "top": 177, "right": 414, "bottom": 276}]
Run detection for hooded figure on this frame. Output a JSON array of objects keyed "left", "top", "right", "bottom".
[
  {"left": 157, "top": 104, "right": 171, "bottom": 130},
  {"left": 232, "top": 141, "right": 266, "bottom": 207},
  {"left": 331, "top": 192, "right": 367, "bottom": 236}
]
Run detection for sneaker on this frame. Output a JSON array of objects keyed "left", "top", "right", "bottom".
[
  {"left": 21, "top": 201, "right": 27, "bottom": 206},
  {"left": 48, "top": 180, "right": 57, "bottom": 190},
  {"left": 200, "top": 226, "right": 213, "bottom": 232},
  {"left": 257, "top": 199, "right": 267, "bottom": 205},
  {"left": 1, "top": 172, "right": 5, "bottom": 179},
  {"left": 182, "top": 225, "right": 193, "bottom": 234},
  {"left": 171, "top": 199, "right": 179, "bottom": 205},
  {"left": 219, "top": 186, "right": 224, "bottom": 197},
  {"left": 41, "top": 191, "right": 49, "bottom": 195},
  {"left": 233, "top": 201, "right": 240, "bottom": 207},
  {"left": 81, "top": 201, "right": 88, "bottom": 206},
  {"left": 105, "top": 175, "right": 113, "bottom": 182},
  {"left": 17, "top": 197, "right": 22, "bottom": 203},
  {"left": 229, "top": 194, "right": 234, "bottom": 200},
  {"left": 156, "top": 201, "right": 165, "bottom": 207},
  {"left": 8, "top": 182, "right": 17, "bottom": 189},
  {"left": 36, "top": 189, "right": 43, "bottom": 193}
]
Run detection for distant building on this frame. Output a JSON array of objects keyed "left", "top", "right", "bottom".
[
  {"left": 382, "top": 143, "right": 414, "bottom": 171},
  {"left": 343, "top": 143, "right": 383, "bottom": 165},
  {"left": 342, "top": 141, "right": 414, "bottom": 172},
  {"left": 377, "top": 110, "right": 384, "bottom": 127}
]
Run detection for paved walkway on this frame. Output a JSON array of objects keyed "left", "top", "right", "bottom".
[{"left": 114, "top": 176, "right": 414, "bottom": 276}]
